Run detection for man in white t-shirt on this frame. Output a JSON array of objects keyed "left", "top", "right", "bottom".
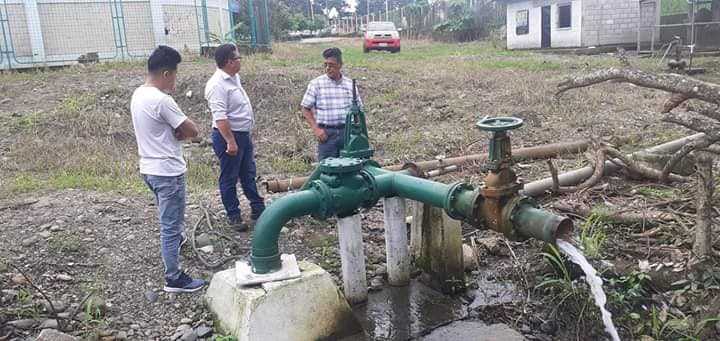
[{"left": 131, "top": 46, "right": 205, "bottom": 293}]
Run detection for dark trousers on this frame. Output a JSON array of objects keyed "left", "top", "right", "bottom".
[
  {"left": 212, "top": 129, "right": 265, "bottom": 219},
  {"left": 318, "top": 127, "right": 345, "bottom": 161}
]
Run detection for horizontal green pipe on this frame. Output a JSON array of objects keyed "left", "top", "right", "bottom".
[
  {"left": 373, "top": 172, "right": 450, "bottom": 209},
  {"left": 251, "top": 189, "right": 322, "bottom": 273}
]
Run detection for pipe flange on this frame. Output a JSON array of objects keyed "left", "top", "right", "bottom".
[
  {"left": 358, "top": 169, "right": 380, "bottom": 209},
  {"left": 444, "top": 182, "right": 473, "bottom": 220},
  {"left": 309, "top": 180, "right": 332, "bottom": 220}
]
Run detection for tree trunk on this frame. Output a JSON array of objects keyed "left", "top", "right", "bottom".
[{"left": 693, "top": 151, "right": 714, "bottom": 260}]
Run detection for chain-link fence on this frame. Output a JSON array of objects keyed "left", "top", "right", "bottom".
[{"left": 0, "top": 0, "right": 269, "bottom": 70}]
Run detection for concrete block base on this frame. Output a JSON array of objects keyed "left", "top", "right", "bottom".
[{"left": 206, "top": 261, "right": 362, "bottom": 341}]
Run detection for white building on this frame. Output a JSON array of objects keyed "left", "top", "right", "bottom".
[{"left": 501, "top": 0, "right": 660, "bottom": 50}]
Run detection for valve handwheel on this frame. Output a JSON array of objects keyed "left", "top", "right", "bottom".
[{"left": 475, "top": 117, "right": 524, "bottom": 132}]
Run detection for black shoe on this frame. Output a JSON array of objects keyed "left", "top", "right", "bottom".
[
  {"left": 251, "top": 207, "right": 265, "bottom": 221},
  {"left": 229, "top": 216, "right": 249, "bottom": 232}
]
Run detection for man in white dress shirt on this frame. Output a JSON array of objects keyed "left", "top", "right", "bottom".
[{"left": 205, "top": 44, "right": 265, "bottom": 231}]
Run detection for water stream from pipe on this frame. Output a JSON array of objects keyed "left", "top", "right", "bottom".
[{"left": 556, "top": 239, "right": 621, "bottom": 341}]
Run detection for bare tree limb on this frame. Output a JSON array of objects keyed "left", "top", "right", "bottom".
[
  {"left": 603, "top": 147, "right": 689, "bottom": 182},
  {"left": 552, "top": 201, "right": 675, "bottom": 226},
  {"left": 661, "top": 135, "right": 720, "bottom": 182},
  {"left": 662, "top": 111, "right": 720, "bottom": 135},
  {"left": 693, "top": 151, "right": 714, "bottom": 261},
  {"left": 662, "top": 93, "right": 691, "bottom": 113},
  {"left": 546, "top": 160, "right": 560, "bottom": 194},
  {"left": 556, "top": 68, "right": 720, "bottom": 106}
]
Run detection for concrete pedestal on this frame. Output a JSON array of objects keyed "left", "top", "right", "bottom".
[{"left": 206, "top": 261, "right": 362, "bottom": 341}]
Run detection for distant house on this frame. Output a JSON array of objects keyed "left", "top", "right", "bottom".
[{"left": 501, "top": 0, "right": 660, "bottom": 50}]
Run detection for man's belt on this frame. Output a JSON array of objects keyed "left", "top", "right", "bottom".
[{"left": 318, "top": 123, "right": 345, "bottom": 129}]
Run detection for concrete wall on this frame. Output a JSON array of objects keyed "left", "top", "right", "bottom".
[
  {"left": 506, "top": 0, "right": 582, "bottom": 49},
  {"left": 4, "top": 4, "right": 31, "bottom": 58},
  {"left": 581, "top": 0, "right": 641, "bottom": 46},
  {"left": 163, "top": 4, "right": 201, "bottom": 52},
  {"left": 37, "top": 2, "right": 116, "bottom": 57},
  {"left": 1, "top": 0, "right": 232, "bottom": 69},
  {"left": 124, "top": 1, "right": 156, "bottom": 56}
]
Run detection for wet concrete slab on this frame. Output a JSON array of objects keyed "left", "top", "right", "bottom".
[
  {"left": 342, "top": 280, "right": 467, "bottom": 341},
  {"left": 421, "top": 321, "right": 526, "bottom": 341}
]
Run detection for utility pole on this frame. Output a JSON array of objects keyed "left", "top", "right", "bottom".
[
  {"left": 366, "top": 0, "right": 370, "bottom": 24},
  {"left": 385, "top": 0, "right": 389, "bottom": 21},
  {"left": 310, "top": 0, "right": 314, "bottom": 20}
]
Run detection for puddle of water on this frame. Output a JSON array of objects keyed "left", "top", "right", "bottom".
[
  {"left": 557, "top": 239, "right": 621, "bottom": 341},
  {"left": 343, "top": 280, "right": 467, "bottom": 341},
  {"left": 421, "top": 321, "right": 525, "bottom": 341}
]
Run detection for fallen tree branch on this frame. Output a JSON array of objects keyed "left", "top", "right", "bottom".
[
  {"left": 547, "top": 148, "right": 607, "bottom": 193},
  {"left": 603, "top": 147, "right": 689, "bottom": 182},
  {"left": 552, "top": 201, "right": 676, "bottom": 226},
  {"left": 556, "top": 68, "right": 720, "bottom": 106},
  {"left": 660, "top": 135, "right": 720, "bottom": 182}
]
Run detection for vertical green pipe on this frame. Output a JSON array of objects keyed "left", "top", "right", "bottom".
[
  {"left": 251, "top": 189, "right": 323, "bottom": 273},
  {"left": 227, "top": 0, "right": 236, "bottom": 43}
]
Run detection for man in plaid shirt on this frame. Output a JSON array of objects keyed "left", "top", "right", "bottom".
[{"left": 301, "top": 47, "right": 363, "bottom": 160}]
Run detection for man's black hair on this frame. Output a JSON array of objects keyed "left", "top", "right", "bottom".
[
  {"left": 322, "top": 47, "right": 342, "bottom": 64},
  {"left": 215, "top": 44, "right": 239, "bottom": 68},
  {"left": 147, "top": 45, "right": 182, "bottom": 74}
]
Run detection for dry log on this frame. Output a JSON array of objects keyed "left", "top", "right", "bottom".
[
  {"left": 264, "top": 140, "right": 589, "bottom": 193},
  {"left": 552, "top": 201, "right": 676, "bottom": 227},
  {"left": 693, "top": 151, "right": 714, "bottom": 260},
  {"left": 556, "top": 68, "right": 720, "bottom": 106}
]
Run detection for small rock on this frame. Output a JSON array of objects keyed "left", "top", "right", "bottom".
[
  {"left": 463, "top": 244, "right": 477, "bottom": 270},
  {"left": 280, "top": 227, "right": 289, "bottom": 234},
  {"left": 22, "top": 236, "right": 39, "bottom": 247},
  {"left": 195, "top": 233, "right": 212, "bottom": 248},
  {"left": 8, "top": 319, "right": 37, "bottom": 329},
  {"left": 144, "top": 290, "right": 159, "bottom": 303},
  {"left": 370, "top": 277, "right": 383, "bottom": 291},
  {"left": 540, "top": 321, "right": 558, "bottom": 335},
  {"left": 50, "top": 225, "right": 62, "bottom": 232},
  {"left": 520, "top": 324, "right": 532, "bottom": 333},
  {"left": 39, "top": 319, "right": 59, "bottom": 329},
  {"left": 179, "top": 329, "right": 198, "bottom": 341},
  {"left": 36, "top": 329, "right": 79, "bottom": 341},
  {"left": 2, "top": 289, "right": 19, "bottom": 299},
  {"left": 11, "top": 273, "right": 28, "bottom": 285},
  {"left": 198, "top": 245, "right": 214, "bottom": 254},
  {"left": 43, "top": 301, "right": 68, "bottom": 313},
  {"left": 130, "top": 324, "right": 141, "bottom": 330},
  {"left": 180, "top": 317, "right": 193, "bottom": 324},
  {"left": 39, "top": 231, "right": 52, "bottom": 238},
  {"left": 373, "top": 264, "right": 387, "bottom": 276},
  {"left": 56, "top": 274, "right": 73, "bottom": 282},
  {"left": 195, "top": 326, "right": 213, "bottom": 338},
  {"left": 176, "top": 324, "right": 191, "bottom": 333},
  {"left": 116, "top": 331, "right": 128, "bottom": 340}
]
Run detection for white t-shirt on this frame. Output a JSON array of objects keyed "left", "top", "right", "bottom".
[{"left": 131, "top": 85, "right": 188, "bottom": 176}]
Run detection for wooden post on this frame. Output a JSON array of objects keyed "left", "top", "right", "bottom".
[
  {"left": 383, "top": 196, "right": 410, "bottom": 286},
  {"left": 411, "top": 204, "right": 464, "bottom": 293},
  {"left": 337, "top": 215, "right": 367, "bottom": 304}
]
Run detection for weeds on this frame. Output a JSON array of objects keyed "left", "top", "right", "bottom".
[
  {"left": 633, "top": 185, "right": 679, "bottom": 200},
  {"left": 61, "top": 93, "right": 97, "bottom": 114},
  {"left": 8, "top": 175, "right": 42, "bottom": 193},
  {"left": 5, "top": 111, "right": 46, "bottom": 130},
  {"left": 578, "top": 208, "right": 607, "bottom": 258}
]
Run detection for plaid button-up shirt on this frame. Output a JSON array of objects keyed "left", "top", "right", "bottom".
[{"left": 301, "top": 74, "right": 363, "bottom": 126}]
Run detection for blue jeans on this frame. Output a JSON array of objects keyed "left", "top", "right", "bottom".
[
  {"left": 318, "top": 127, "right": 345, "bottom": 161},
  {"left": 143, "top": 174, "right": 185, "bottom": 282},
  {"left": 212, "top": 129, "right": 265, "bottom": 219}
]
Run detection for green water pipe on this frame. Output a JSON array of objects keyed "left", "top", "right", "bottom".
[{"left": 250, "top": 190, "right": 322, "bottom": 273}]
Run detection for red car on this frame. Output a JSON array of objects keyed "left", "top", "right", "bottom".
[{"left": 363, "top": 21, "right": 400, "bottom": 53}]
